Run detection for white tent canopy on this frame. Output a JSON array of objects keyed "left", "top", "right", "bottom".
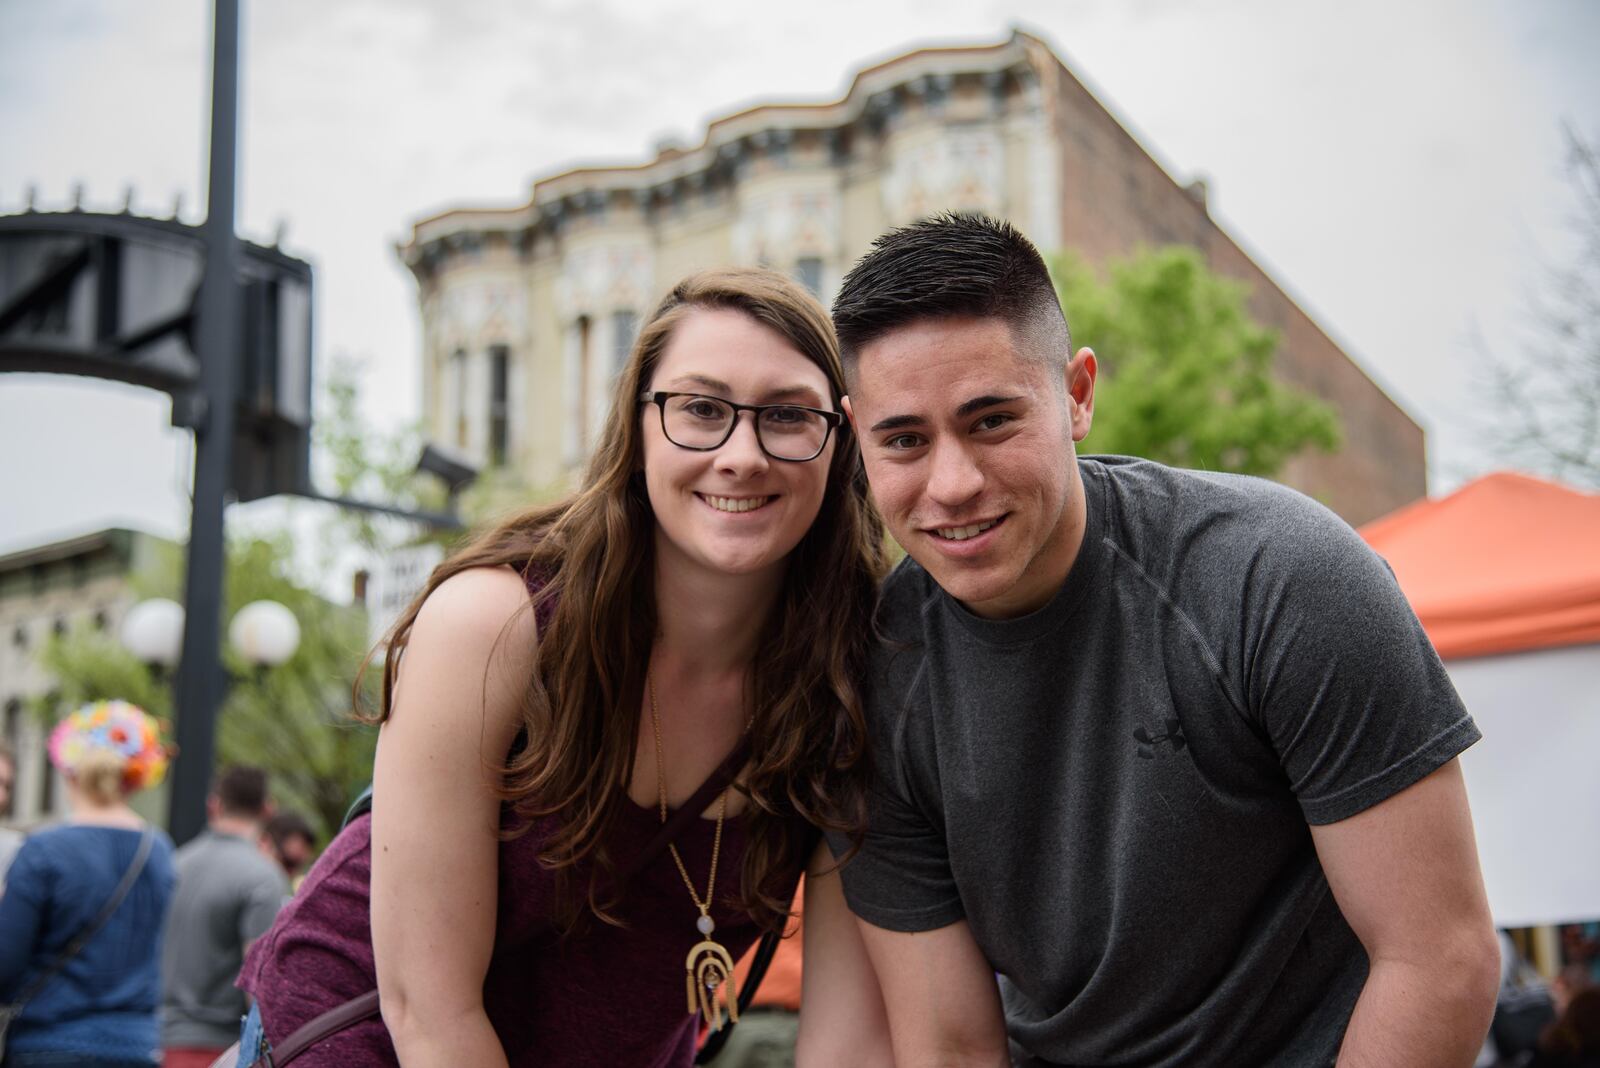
[
  {"left": 1360, "top": 473, "right": 1600, "bottom": 928},
  {"left": 1448, "top": 644, "right": 1600, "bottom": 927}
]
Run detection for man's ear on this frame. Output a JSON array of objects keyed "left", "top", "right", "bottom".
[
  {"left": 1066, "top": 347, "right": 1097, "bottom": 442},
  {"left": 842, "top": 395, "right": 858, "bottom": 431}
]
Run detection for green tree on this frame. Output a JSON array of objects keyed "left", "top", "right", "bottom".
[
  {"left": 38, "top": 534, "right": 377, "bottom": 841},
  {"left": 1051, "top": 246, "right": 1340, "bottom": 477},
  {"left": 315, "top": 354, "right": 455, "bottom": 559},
  {"left": 32, "top": 358, "right": 453, "bottom": 841}
]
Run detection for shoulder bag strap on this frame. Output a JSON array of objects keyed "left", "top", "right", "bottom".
[
  {"left": 269, "top": 741, "right": 754, "bottom": 1067},
  {"left": 9, "top": 825, "right": 156, "bottom": 1010},
  {"left": 617, "top": 737, "right": 750, "bottom": 885}
]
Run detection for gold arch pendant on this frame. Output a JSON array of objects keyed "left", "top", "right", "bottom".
[{"left": 685, "top": 939, "right": 740, "bottom": 1031}]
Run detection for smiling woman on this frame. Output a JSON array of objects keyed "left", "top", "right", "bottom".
[
  {"left": 640, "top": 307, "right": 841, "bottom": 582},
  {"left": 229, "top": 267, "right": 887, "bottom": 1068}
]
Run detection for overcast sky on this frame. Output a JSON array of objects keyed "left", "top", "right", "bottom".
[{"left": 2, "top": 0, "right": 1597, "bottom": 555}]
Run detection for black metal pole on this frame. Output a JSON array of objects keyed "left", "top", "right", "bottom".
[{"left": 169, "top": 0, "right": 240, "bottom": 845}]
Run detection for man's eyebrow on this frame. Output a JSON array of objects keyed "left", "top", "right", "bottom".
[
  {"left": 869, "top": 414, "right": 925, "bottom": 434},
  {"left": 955, "top": 394, "right": 1024, "bottom": 418}
]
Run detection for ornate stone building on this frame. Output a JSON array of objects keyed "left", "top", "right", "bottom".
[{"left": 398, "top": 30, "right": 1424, "bottom": 525}]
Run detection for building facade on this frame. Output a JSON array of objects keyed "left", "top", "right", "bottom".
[
  {"left": 0, "top": 527, "right": 170, "bottom": 827},
  {"left": 398, "top": 30, "right": 1424, "bottom": 525}
]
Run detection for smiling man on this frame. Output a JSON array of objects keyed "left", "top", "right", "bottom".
[{"left": 809, "top": 214, "right": 1500, "bottom": 1067}]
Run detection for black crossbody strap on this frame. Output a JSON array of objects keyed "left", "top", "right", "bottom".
[
  {"left": 621, "top": 737, "right": 750, "bottom": 885},
  {"left": 12, "top": 825, "right": 156, "bottom": 1008}
]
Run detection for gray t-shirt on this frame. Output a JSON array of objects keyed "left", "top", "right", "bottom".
[
  {"left": 837, "top": 456, "right": 1480, "bottom": 1067},
  {"left": 161, "top": 829, "right": 288, "bottom": 1048}
]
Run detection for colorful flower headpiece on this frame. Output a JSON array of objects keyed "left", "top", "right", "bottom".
[{"left": 48, "top": 699, "right": 171, "bottom": 793}]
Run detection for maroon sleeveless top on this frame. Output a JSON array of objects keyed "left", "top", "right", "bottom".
[{"left": 238, "top": 797, "right": 763, "bottom": 1066}]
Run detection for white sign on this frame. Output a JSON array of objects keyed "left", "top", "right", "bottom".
[{"left": 366, "top": 543, "right": 446, "bottom": 650}]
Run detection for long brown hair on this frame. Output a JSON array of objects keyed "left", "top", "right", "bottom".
[{"left": 372, "top": 267, "right": 886, "bottom": 930}]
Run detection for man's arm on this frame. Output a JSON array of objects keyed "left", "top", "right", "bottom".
[
  {"left": 796, "top": 842, "right": 894, "bottom": 1067},
  {"left": 854, "top": 916, "right": 1010, "bottom": 1068},
  {"left": 1311, "top": 759, "right": 1500, "bottom": 1068}
]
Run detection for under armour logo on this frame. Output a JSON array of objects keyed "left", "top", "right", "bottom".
[{"left": 1133, "top": 719, "right": 1187, "bottom": 759}]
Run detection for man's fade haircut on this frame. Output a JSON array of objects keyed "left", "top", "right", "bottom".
[
  {"left": 832, "top": 213, "right": 1071, "bottom": 379},
  {"left": 214, "top": 764, "right": 270, "bottom": 818}
]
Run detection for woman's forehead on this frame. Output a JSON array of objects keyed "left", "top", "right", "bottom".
[{"left": 654, "top": 307, "right": 833, "bottom": 400}]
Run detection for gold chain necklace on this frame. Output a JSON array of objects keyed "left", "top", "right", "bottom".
[{"left": 647, "top": 672, "right": 740, "bottom": 1032}]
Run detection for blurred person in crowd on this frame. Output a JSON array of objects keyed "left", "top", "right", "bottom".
[
  {"left": 0, "top": 738, "right": 21, "bottom": 887},
  {"left": 0, "top": 700, "right": 176, "bottom": 1067},
  {"left": 1530, "top": 988, "right": 1600, "bottom": 1068},
  {"left": 259, "top": 811, "right": 316, "bottom": 892},
  {"left": 1556, "top": 965, "right": 1597, "bottom": 1015},
  {"left": 234, "top": 268, "right": 886, "bottom": 1066},
  {"left": 1487, "top": 930, "right": 1559, "bottom": 1066},
  {"left": 804, "top": 213, "right": 1499, "bottom": 1067},
  {"left": 159, "top": 766, "right": 287, "bottom": 1068},
  {"left": 1565, "top": 925, "right": 1600, "bottom": 985}
]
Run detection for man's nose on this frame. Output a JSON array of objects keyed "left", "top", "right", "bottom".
[{"left": 925, "top": 439, "right": 984, "bottom": 508}]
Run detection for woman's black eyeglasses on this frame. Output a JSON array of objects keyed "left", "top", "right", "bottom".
[{"left": 639, "top": 391, "right": 841, "bottom": 462}]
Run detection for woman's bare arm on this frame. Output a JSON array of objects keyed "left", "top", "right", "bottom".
[
  {"left": 370, "top": 567, "right": 536, "bottom": 1067},
  {"left": 796, "top": 840, "right": 895, "bottom": 1067}
]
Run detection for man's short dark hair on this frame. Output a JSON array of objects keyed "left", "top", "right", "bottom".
[
  {"left": 214, "top": 765, "right": 270, "bottom": 818},
  {"left": 832, "top": 213, "right": 1071, "bottom": 377},
  {"left": 264, "top": 810, "right": 315, "bottom": 848}
]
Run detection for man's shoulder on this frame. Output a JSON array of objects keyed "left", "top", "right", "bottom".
[
  {"left": 1087, "top": 454, "right": 1318, "bottom": 518},
  {"left": 177, "top": 831, "right": 285, "bottom": 892},
  {"left": 1085, "top": 456, "right": 1357, "bottom": 571}
]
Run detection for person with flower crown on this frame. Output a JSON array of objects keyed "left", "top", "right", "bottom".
[{"left": 0, "top": 699, "right": 177, "bottom": 1067}]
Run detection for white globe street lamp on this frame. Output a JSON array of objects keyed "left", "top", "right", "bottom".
[
  {"left": 120, "top": 598, "right": 186, "bottom": 670},
  {"left": 228, "top": 600, "right": 301, "bottom": 668},
  {"left": 121, "top": 597, "right": 301, "bottom": 672}
]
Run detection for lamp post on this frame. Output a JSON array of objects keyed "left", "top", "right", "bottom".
[{"left": 121, "top": 596, "right": 301, "bottom": 828}]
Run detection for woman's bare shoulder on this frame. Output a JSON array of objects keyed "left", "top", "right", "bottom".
[
  {"left": 387, "top": 565, "right": 538, "bottom": 738},
  {"left": 412, "top": 565, "right": 537, "bottom": 643}
]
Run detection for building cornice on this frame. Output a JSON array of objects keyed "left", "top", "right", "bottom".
[{"left": 398, "top": 30, "right": 1044, "bottom": 265}]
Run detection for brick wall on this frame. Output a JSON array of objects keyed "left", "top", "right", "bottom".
[{"left": 1044, "top": 54, "right": 1425, "bottom": 524}]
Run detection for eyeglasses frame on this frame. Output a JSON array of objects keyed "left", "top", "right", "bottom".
[{"left": 638, "top": 391, "right": 843, "bottom": 462}]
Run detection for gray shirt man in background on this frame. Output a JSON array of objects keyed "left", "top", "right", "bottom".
[{"left": 160, "top": 765, "right": 288, "bottom": 1060}]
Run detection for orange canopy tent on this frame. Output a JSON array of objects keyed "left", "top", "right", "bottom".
[{"left": 1358, "top": 471, "right": 1600, "bottom": 661}]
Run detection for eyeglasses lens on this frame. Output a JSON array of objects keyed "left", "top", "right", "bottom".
[{"left": 663, "top": 396, "right": 827, "bottom": 460}]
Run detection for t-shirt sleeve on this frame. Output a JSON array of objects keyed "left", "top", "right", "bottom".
[
  {"left": 1240, "top": 496, "right": 1480, "bottom": 825},
  {"left": 831, "top": 653, "right": 967, "bottom": 934},
  {"left": 238, "top": 866, "right": 288, "bottom": 946}
]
